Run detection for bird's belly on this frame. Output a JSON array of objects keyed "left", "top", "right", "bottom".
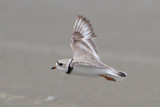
[{"left": 70, "top": 65, "right": 105, "bottom": 77}]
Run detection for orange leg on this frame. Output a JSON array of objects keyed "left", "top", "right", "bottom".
[{"left": 101, "top": 75, "right": 116, "bottom": 82}]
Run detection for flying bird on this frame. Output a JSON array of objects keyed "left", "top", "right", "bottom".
[{"left": 51, "top": 15, "right": 127, "bottom": 82}]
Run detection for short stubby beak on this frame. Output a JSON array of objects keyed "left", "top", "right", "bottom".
[{"left": 51, "top": 66, "right": 57, "bottom": 70}]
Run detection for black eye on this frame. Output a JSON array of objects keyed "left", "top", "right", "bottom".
[
  {"left": 59, "top": 63, "right": 63, "bottom": 66},
  {"left": 57, "top": 61, "right": 63, "bottom": 66}
]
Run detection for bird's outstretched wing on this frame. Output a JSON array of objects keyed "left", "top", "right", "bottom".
[
  {"left": 69, "top": 15, "right": 127, "bottom": 78},
  {"left": 71, "top": 15, "right": 100, "bottom": 62}
]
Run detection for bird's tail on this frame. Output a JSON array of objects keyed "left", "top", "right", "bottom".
[
  {"left": 102, "top": 69, "right": 127, "bottom": 82},
  {"left": 117, "top": 71, "right": 127, "bottom": 77}
]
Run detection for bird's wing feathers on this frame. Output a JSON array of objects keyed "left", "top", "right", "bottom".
[
  {"left": 71, "top": 15, "right": 100, "bottom": 61},
  {"left": 70, "top": 58, "right": 109, "bottom": 69}
]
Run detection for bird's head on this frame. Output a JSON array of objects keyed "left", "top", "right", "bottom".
[{"left": 51, "top": 59, "right": 72, "bottom": 72}]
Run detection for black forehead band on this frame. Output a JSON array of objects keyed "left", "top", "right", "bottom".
[
  {"left": 57, "top": 61, "right": 61, "bottom": 64},
  {"left": 57, "top": 61, "right": 63, "bottom": 66}
]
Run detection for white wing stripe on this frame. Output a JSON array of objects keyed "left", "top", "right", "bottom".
[
  {"left": 72, "top": 15, "right": 100, "bottom": 60},
  {"left": 83, "top": 30, "right": 91, "bottom": 36},
  {"left": 84, "top": 27, "right": 90, "bottom": 32},
  {"left": 80, "top": 23, "right": 86, "bottom": 34},
  {"left": 75, "top": 18, "right": 80, "bottom": 31},
  {"left": 83, "top": 39, "right": 99, "bottom": 59},
  {"left": 77, "top": 18, "right": 83, "bottom": 32}
]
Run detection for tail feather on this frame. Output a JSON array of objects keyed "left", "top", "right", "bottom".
[
  {"left": 106, "top": 69, "right": 127, "bottom": 77},
  {"left": 117, "top": 72, "right": 127, "bottom": 77},
  {"left": 104, "top": 69, "right": 127, "bottom": 82}
]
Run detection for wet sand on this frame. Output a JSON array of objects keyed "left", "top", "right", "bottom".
[{"left": 0, "top": 0, "right": 160, "bottom": 107}]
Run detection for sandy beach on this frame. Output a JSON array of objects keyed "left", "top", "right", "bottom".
[{"left": 0, "top": 0, "right": 160, "bottom": 107}]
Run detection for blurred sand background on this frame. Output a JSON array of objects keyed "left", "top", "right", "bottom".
[{"left": 0, "top": 0, "right": 160, "bottom": 107}]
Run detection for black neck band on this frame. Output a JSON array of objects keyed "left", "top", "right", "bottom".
[{"left": 66, "top": 59, "right": 73, "bottom": 74}]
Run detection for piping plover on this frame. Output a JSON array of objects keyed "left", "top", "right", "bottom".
[{"left": 51, "top": 15, "right": 127, "bottom": 82}]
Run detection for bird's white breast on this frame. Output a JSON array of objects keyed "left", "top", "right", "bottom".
[{"left": 70, "top": 65, "right": 106, "bottom": 77}]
